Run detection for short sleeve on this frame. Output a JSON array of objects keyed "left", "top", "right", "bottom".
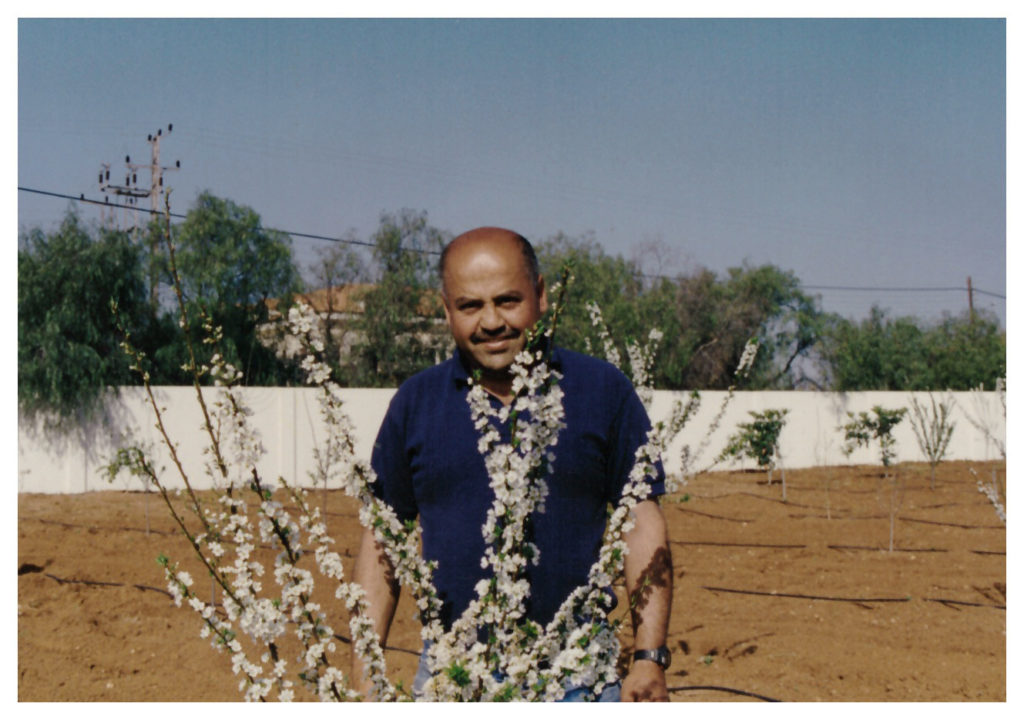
[
  {"left": 606, "top": 376, "right": 666, "bottom": 503},
  {"left": 370, "top": 390, "right": 419, "bottom": 521}
]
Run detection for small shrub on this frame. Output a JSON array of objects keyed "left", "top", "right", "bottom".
[
  {"left": 907, "top": 393, "right": 955, "bottom": 489},
  {"left": 841, "top": 406, "right": 907, "bottom": 468},
  {"left": 717, "top": 408, "right": 789, "bottom": 485}
]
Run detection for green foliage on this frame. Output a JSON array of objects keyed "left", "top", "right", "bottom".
[
  {"left": 536, "top": 232, "right": 647, "bottom": 357},
  {"left": 169, "top": 192, "right": 304, "bottom": 385},
  {"left": 349, "top": 209, "right": 450, "bottom": 386},
  {"left": 717, "top": 408, "right": 789, "bottom": 470},
  {"left": 818, "top": 306, "right": 1005, "bottom": 391},
  {"left": 19, "top": 193, "right": 308, "bottom": 426},
  {"left": 535, "top": 234, "right": 824, "bottom": 390},
  {"left": 18, "top": 212, "right": 152, "bottom": 426},
  {"left": 841, "top": 405, "right": 908, "bottom": 467}
]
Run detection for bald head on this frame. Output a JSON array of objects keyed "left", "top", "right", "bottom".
[{"left": 439, "top": 227, "right": 540, "bottom": 296}]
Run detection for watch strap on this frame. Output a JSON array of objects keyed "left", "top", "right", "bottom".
[{"left": 632, "top": 645, "right": 671, "bottom": 670}]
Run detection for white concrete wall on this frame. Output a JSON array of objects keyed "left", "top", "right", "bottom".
[{"left": 18, "top": 387, "right": 1005, "bottom": 494}]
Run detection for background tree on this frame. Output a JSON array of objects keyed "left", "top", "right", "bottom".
[
  {"left": 817, "top": 306, "right": 1005, "bottom": 390},
  {"left": 666, "top": 263, "right": 822, "bottom": 390},
  {"left": 536, "top": 232, "right": 648, "bottom": 356},
  {"left": 18, "top": 212, "right": 153, "bottom": 427},
  {"left": 535, "top": 235, "right": 824, "bottom": 390},
  {"left": 923, "top": 311, "right": 1005, "bottom": 390},
  {"left": 350, "top": 209, "right": 450, "bottom": 387},
  {"left": 168, "top": 191, "right": 304, "bottom": 385},
  {"left": 307, "top": 239, "right": 369, "bottom": 382}
]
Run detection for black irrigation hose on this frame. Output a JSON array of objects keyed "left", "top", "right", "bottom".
[
  {"left": 924, "top": 598, "right": 1005, "bottom": 611},
  {"left": 703, "top": 585, "right": 911, "bottom": 605},
  {"left": 672, "top": 540, "right": 806, "bottom": 549},
  {"left": 40, "top": 571, "right": 173, "bottom": 598},
  {"left": 827, "top": 544, "right": 947, "bottom": 553},
  {"left": 668, "top": 684, "right": 781, "bottom": 702},
  {"left": 29, "top": 567, "right": 427, "bottom": 656},
  {"left": 900, "top": 516, "right": 1005, "bottom": 530},
  {"left": 673, "top": 507, "right": 755, "bottom": 523}
]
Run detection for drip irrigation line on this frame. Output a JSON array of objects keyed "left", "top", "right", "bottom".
[
  {"left": 672, "top": 540, "right": 806, "bottom": 549},
  {"left": 900, "top": 516, "right": 1005, "bottom": 530},
  {"left": 39, "top": 571, "right": 173, "bottom": 598},
  {"left": 827, "top": 544, "right": 948, "bottom": 553},
  {"left": 668, "top": 684, "right": 781, "bottom": 702},
  {"left": 703, "top": 585, "right": 911, "bottom": 605},
  {"left": 924, "top": 598, "right": 1005, "bottom": 611},
  {"left": 735, "top": 492, "right": 816, "bottom": 509},
  {"left": 24, "top": 516, "right": 354, "bottom": 558},
  {"left": 30, "top": 516, "right": 177, "bottom": 536},
  {"left": 33, "top": 569, "right": 433, "bottom": 656},
  {"left": 672, "top": 507, "right": 755, "bottom": 523}
]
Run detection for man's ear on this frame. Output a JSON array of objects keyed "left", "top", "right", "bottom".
[
  {"left": 537, "top": 276, "right": 548, "bottom": 314},
  {"left": 441, "top": 293, "right": 452, "bottom": 325}
]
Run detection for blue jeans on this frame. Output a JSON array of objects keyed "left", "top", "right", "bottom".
[{"left": 411, "top": 647, "right": 621, "bottom": 702}]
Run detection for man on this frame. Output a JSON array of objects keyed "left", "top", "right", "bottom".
[{"left": 352, "top": 227, "right": 672, "bottom": 701}]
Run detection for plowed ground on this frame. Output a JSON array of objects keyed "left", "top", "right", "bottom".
[{"left": 17, "top": 460, "right": 1005, "bottom": 701}]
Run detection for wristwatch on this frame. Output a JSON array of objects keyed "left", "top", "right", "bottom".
[{"left": 632, "top": 645, "right": 672, "bottom": 670}]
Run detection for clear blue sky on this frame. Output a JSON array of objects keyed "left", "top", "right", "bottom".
[{"left": 17, "top": 17, "right": 1007, "bottom": 326}]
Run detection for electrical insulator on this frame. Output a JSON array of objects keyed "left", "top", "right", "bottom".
[
  {"left": 132, "top": 173, "right": 137, "bottom": 184},
  {"left": 157, "top": 129, "right": 162, "bottom": 136},
  {"left": 126, "top": 155, "right": 130, "bottom": 163},
  {"left": 105, "top": 170, "right": 110, "bottom": 180},
  {"left": 176, "top": 160, "right": 180, "bottom": 168},
  {"left": 168, "top": 123, "right": 173, "bottom": 132},
  {"left": 98, "top": 173, "right": 103, "bottom": 184},
  {"left": 148, "top": 134, "right": 152, "bottom": 141}
]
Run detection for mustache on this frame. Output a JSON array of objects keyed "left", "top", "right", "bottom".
[{"left": 470, "top": 330, "right": 520, "bottom": 345}]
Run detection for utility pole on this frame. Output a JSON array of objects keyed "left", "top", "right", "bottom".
[
  {"left": 967, "top": 275, "right": 975, "bottom": 324},
  {"left": 98, "top": 124, "right": 181, "bottom": 306}
]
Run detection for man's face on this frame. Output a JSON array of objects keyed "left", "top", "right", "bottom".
[{"left": 442, "top": 235, "right": 548, "bottom": 379}]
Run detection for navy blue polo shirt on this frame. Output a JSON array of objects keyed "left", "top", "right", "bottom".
[{"left": 370, "top": 346, "right": 665, "bottom": 630}]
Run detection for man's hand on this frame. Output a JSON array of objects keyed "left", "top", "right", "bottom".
[{"left": 621, "top": 660, "right": 669, "bottom": 701}]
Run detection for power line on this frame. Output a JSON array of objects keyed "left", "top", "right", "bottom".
[
  {"left": 638, "top": 268, "right": 1004, "bottom": 299},
  {"left": 17, "top": 185, "right": 1004, "bottom": 295},
  {"left": 802, "top": 284, "right": 1005, "bottom": 299},
  {"left": 18, "top": 185, "right": 437, "bottom": 255}
]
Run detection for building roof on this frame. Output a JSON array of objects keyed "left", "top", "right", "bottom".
[{"left": 266, "top": 283, "right": 443, "bottom": 318}]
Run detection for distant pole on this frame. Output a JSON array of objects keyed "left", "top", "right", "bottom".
[
  {"left": 98, "top": 124, "right": 180, "bottom": 307},
  {"left": 967, "top": 275, "right": 975, "bottom": 324}
]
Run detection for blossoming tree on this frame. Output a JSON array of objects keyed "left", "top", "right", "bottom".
[{"left": 111, "top": 208, "right": 702, "bottom": 701}]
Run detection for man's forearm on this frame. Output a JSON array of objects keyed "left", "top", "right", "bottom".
[
  {"left": 621, "top": 499, "right": 672, "bottom": 701},
  {"left": 623, "top": 499, "right": 672, "bottom": 647},
  {"left": 351, "top": 524, "right": 400, "bottom": 695}
]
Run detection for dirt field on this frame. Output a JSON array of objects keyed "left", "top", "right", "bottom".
[{"left": 18, "top": 460, "right": 1005, "bottom": 702}]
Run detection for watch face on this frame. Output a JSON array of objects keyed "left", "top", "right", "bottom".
[{"left": 654, "top": 648, "right": 671, "bottom": 668}]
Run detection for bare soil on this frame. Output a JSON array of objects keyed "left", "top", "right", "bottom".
[{"left": 18, "top": 460, "right": 1005, "bottom": 702}]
